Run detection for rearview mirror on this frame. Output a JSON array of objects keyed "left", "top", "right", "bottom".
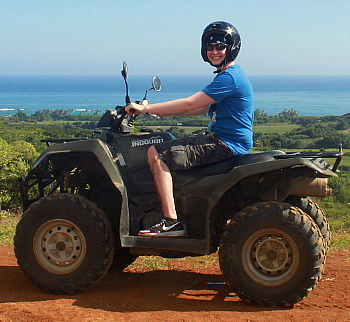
[
  {"left": 152, "top": 76, "right": 162, "bottom": 92},
  {"left": 121, "top": 61, "right": 128, "bottom": 79}
]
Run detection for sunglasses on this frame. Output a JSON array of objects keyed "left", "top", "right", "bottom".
[{"left": 206, "top": 43, "right": 228, "bottom": 51}]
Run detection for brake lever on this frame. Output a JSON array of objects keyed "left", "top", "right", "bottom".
[
  {"left": 128, "top": 108, "right": 159, "bottom": 119},
  {"left": 147, "top": 113, "right": 160, "bottom": 119}
]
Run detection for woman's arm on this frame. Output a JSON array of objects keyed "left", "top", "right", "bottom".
[
  {"left": 169, "top": 105, "right": 210, "bottom": 116},
  {"left": 125, "top": 91, "right": 215, "bottom": 116}
]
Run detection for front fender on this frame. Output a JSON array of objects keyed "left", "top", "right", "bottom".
[{"left": 24, "top": 139, "right": 130, "bottom": 238}]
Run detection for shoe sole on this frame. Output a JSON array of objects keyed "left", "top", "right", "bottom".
[{"left": 138, "top": 230, "right": 186, "bottom": 237}]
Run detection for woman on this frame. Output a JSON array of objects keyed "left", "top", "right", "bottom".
[{"left": 125, "top": 21, "right": 254, "bottom": 237}]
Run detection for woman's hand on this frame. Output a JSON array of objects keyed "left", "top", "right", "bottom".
[{"left": 125, "top": 102, "right": 147, "bottom": 115}]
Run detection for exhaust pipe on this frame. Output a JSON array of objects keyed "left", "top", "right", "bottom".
[{"left": 290, "top": 177, "right": 331, "bottom": 198}]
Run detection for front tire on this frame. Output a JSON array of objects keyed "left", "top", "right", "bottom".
[
  {"left": 219, "top": 201, "right": 325, "bottom": 307},
  {"left": 14, "top": 193, "right": 115, "bottom": 294}
]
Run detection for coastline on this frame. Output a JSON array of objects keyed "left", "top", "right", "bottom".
[{"left": 0, "top": 75, "right": 349, "bottom": 117}]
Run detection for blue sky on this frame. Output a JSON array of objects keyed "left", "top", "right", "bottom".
[{"left": 1, "top": 0, "right": 350, "bottom": 76}]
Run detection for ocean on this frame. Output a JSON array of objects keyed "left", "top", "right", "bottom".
[{"left": 0, "top": 75, "right": 349, "bottom": 117}]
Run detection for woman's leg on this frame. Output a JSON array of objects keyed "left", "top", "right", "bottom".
[{"left": 147, "top": 145, "right": 178, "bottom": 220}]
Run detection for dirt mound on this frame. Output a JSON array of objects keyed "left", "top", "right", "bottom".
[{"left": 0, "top": 246, "right": 349, "bottom": 321}]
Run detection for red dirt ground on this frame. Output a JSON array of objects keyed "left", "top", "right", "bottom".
[{"left": 0, "top": 245, "right": 349, "bottom": 322}]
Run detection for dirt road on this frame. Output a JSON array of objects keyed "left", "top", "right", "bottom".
[{"left": 0, "top": 245, "right": 349, "bottom": 322}]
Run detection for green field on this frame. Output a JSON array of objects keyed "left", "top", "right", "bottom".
[
  {"left": 254, "top": 123, "right": 300, "bottom": 134},
  {"left": 143, "top": 123, "right": 350, "bottom": 167},
  {"left": 143, "top": 122, "right": 300, "bottom": 135}
]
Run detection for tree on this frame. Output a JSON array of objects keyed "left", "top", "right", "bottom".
[
  {"left": 328, "top": 172, "right": 350, "bottom": 204},
  {"left": 11, "top": 110, "right": 31, "bottom": 122},
  {"left": 0, "top": 138, "right": 37, "bottom": 209},
  {"left": 51, "top": 109, "right": 69, "bottom": 120},
  {"left": 278, "top": 108, "right": 299, "bottom": 120},
  {"left": 32, "top": 110, "right": 53, "bottom": 122},
  {"left": 315, "top": 133, "right": 350, "bottom": 149},
  {"left": 166, "top": 126, "right": 186, "bottom": 138}
]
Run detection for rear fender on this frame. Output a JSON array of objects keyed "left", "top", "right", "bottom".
[{"left": 210, "top": 156, "right": 337, "bottom": 207}]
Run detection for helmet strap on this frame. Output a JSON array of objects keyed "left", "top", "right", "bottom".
[
  {"left": 213, "top": 60, "right": 235, "bottom": 73},
  {"left": 212, "top": 58, "right": 228, "bottom": 73}
]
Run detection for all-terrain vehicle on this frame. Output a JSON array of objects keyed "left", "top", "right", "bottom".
[{"left": 15, "top": 63, "right": 343, "bottom": 307}]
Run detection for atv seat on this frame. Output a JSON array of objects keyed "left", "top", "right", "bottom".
[{"left": 178, "top": 150, "right": 285, "bottom": 177}]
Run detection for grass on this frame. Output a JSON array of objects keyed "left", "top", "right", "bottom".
[
  {"left": 0, "top": 211, "right": 20, "bottom": 246},
  {"left": 330, "top": 230, "right": 350, "bottom": 251},
  {"left": 129, "top": 256, "right": 171, "bottom": 271},
  {"left": 339, "top": 154, "right": 350, "bottom": 167},
  {"left": 144, "top": 122, "right": 301, "bottom": 136},
  {"left": 254, "top": 123, "right": 300, "bottom": 134}
]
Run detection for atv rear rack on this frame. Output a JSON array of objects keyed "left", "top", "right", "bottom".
[{"left": 274, "top": 144, "right": 343, "bottom": 172}]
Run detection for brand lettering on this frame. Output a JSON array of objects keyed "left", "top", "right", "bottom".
[{"left": 131, "top": 136, "right": 164, "bottom": 148}]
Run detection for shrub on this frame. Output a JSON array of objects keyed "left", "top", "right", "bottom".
[{"left": 0, "top": 138, "right": 38, "bottom": 210}]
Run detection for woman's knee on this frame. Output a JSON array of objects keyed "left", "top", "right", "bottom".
[{"left": 147, "top": 145, "right": 159, "bottom": 165}]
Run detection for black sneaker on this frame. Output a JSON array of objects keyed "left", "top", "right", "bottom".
[{"left": 138, "top": 218, "right": 186, "bottom": 237}]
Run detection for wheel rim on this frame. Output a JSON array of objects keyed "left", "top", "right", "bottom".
[
  {"left": 242, "top": 229, "right": 299, "bottom": 286},
  {"left": 33, "top": 219, "right": 86, "bottom": 274}
]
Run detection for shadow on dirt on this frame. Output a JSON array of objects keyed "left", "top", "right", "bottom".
[{"left": 0, "top": 266, "right": 291, "bottom": 313}]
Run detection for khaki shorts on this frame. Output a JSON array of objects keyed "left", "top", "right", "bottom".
[{"left": 154, "top": 132, "right": 234, "bottom": 171}]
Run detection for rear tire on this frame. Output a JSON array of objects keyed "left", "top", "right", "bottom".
[
  {"left": 15, "top": 193, "right": 115, "bottom": 294},
  {"left": 219, "top": 201, "right": 325, "bottom": 307},
  {"left": 285, "top": 196, "right": 331, "bottom": 251}
]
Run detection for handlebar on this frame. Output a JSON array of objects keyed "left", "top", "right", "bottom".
[{"left": 107, "top": 62, "right": 162, "bottom": 133}]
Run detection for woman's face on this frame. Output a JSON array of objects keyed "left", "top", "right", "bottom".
[{"left": 207, "top": 43, "right": 227, "bottom": 66}]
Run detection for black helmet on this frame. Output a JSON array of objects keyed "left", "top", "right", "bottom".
[{"left": 201, "top": 21, "right": 241, "bottom": 66}]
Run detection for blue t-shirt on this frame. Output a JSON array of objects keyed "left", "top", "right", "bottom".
[{"left": 202, "top": 64, "right": 254, "bottom": 155}]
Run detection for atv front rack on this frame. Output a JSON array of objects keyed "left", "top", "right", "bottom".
[{"left": 40, "top": 138, "right": 90, "bottom": 147}]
